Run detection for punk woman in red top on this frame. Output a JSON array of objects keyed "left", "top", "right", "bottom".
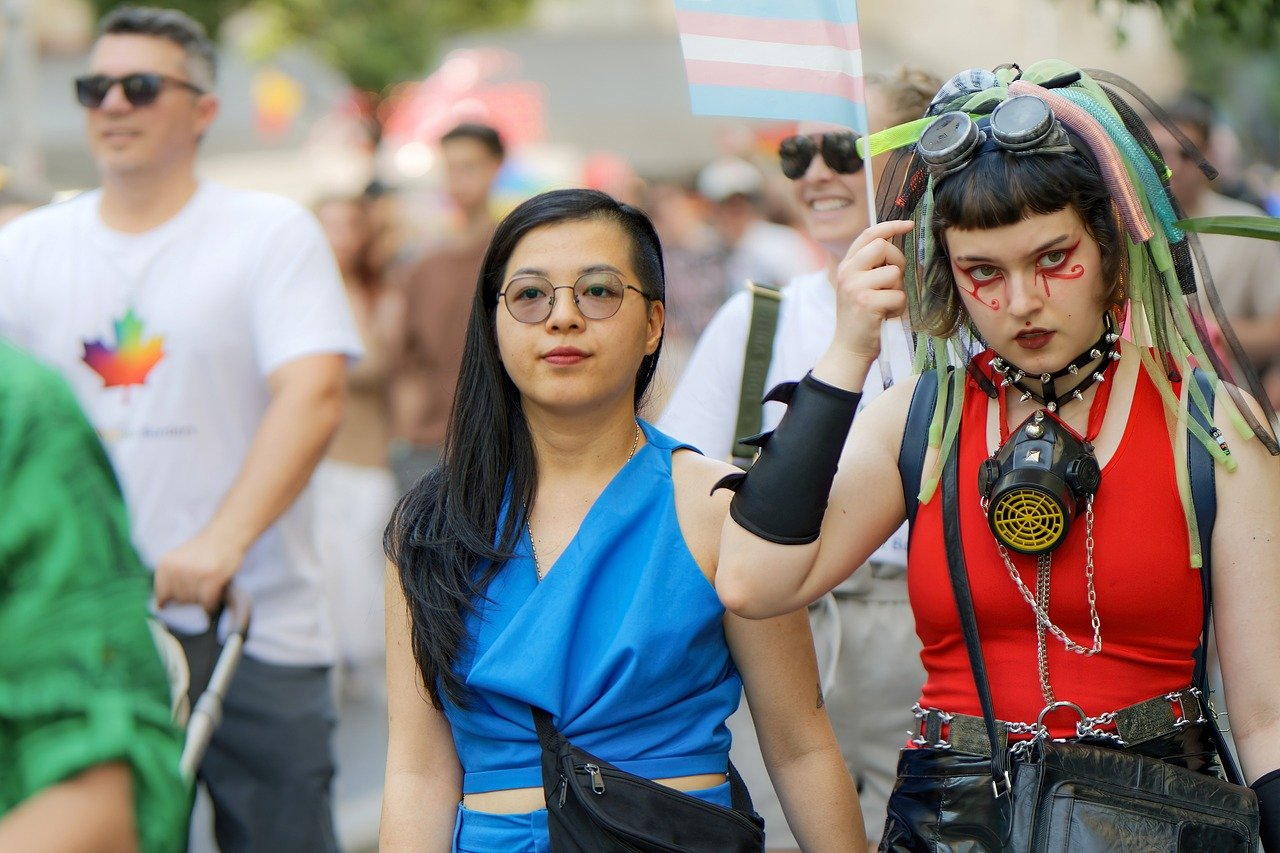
[{"left": 715, "top": 61, "right": 1280, "bottom": 851}]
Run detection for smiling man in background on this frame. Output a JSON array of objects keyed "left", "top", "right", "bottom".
[{"left": 0, "top": 7, "right": 361, "bottom": 850}]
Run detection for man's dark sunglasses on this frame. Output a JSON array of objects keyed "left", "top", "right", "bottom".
[
  {"left": 778, "top": 132, "right": 864, "bottom": 180},
  {"left": 75, "top": 73, "right": 206, "bottom": 109}
]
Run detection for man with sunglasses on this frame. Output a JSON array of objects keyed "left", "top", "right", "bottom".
[
  {"left": 0, "top": 7, "right": 360, "bottom": 852},
  {"left": 659, "top": 69, "right": 940, "bottom": 852}
]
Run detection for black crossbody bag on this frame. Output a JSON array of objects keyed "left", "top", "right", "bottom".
[
  {"left": 932, "top": 369, "right": 1260, "bottom": 851},
  {"left": 532, "top": 707, "right": 765, "bottom": 853}
]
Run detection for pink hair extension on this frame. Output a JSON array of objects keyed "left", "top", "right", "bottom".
[{"left": 1009, "top": 80, "right": 1153, "bottom": 243}]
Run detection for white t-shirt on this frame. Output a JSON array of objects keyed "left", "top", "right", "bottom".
[
  {"left": 658, "top": 269, "right": 914, "bottom": 568},
  {"left": 0, "top": 181, "right": 363, "bottom": 665}
]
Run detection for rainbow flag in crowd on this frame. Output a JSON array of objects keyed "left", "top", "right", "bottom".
[{"left": 674, "top": 0, "right": 865, "bottom": 132}]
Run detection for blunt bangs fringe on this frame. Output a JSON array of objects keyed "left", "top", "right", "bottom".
[{"left": 923, "top": 151, "right": 1124, "bottom": 338}]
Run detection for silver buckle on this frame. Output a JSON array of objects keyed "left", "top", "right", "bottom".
[
  {"left": 911, "top": 704, "right": 953, "bottom": 748},
  {"left": 1207, "top": 694, "right": 1231, "bottom": 733},
  {"left": 745, "top": 280, "right": 782, "bottom": 301},
  {"left": 1166, "top": 688, "right": 1206, "bottom": 729},
  {"left": 1036, "top": 700, "right": 1087, "bottom": 730},
  {"left": 991, "top": 769, "right": 1012, "bottom": 799}
]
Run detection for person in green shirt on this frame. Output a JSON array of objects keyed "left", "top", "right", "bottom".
[{"left": 0, "top": 339, "right": 188, "bottom": 852}]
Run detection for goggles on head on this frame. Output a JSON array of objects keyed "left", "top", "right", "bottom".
[
  {"left": 977, "top": 409, "right": 1100, "bottom": 554},
  {"left": 778, "top": 131, "right": 864, "bottom": 180},
  {"left": 916, "top": 94, "right": 1075, "bottom": 179}
]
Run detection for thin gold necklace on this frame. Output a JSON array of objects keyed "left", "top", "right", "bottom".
[{"left": 529, "top": 422, "right": 641, "bottom": 581}]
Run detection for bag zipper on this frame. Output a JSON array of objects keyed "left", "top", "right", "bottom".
[{"left": 567, "top": 761, "right": 763, "bottom": 835}]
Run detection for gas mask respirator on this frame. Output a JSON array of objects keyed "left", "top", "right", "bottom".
[{"left": 977, "top": 410, "right": 1101, "bottom": 554}]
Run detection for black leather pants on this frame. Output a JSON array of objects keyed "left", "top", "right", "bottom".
[{"left": 877, "top": 723, "right": 1219, "bottom": 852}]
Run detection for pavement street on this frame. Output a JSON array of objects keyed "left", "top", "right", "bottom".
[{"left": 188, "top": 669, "right": 388, "bottom": 853}]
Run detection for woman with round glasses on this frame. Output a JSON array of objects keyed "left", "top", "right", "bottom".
[
  {"left": 380, "top": 188, "right": 861, "bottom": 852},
  {"left": 714, "top": 61, "right": 1280, "bottom": 850},
  {"left": 661, "top": 68, "right": 940, "bottom": 852}
]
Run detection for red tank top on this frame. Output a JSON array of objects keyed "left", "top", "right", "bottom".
[{"left": 908, "top": 359, "right": 1202, "bottom": 738}]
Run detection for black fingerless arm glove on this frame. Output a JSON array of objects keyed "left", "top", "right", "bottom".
[
  {"left": 713, "top": 372, "right": 861, "bottom": 544},
  {"left": 1255, "top": 768, "right": 1280, "bottom": 852}
]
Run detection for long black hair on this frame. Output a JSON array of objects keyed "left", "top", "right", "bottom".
[{"left": 384, "top": 188, "right": 666, "bottom": 709}]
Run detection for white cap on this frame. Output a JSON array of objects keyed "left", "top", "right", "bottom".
[{"left": 696, "top": 157, "right": 763, "bottom": 202}]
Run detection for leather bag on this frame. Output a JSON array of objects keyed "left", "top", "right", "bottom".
[
  {"left": 532, "top": 707, "right": 765, "bottom": 853},
  {"left": 1007, "top": 736, "right": 1258, "bottom": 851}
]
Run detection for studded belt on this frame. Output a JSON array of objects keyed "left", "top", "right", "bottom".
[{"left": 911, "top": 687, "right": 1208, "bottom": 758}]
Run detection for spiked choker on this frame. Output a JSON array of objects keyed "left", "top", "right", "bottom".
[{"left": 990, "top": 316, "right": 1121, "bottom": 413}]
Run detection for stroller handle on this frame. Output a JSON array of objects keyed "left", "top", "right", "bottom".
[
  {"left": 179, "top": 582, "right": 252, "bottom": 781},
  {"left": 221, "top": 581, "right": 252, "bottom": 639}
]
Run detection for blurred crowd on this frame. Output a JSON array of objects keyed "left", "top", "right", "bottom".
[{"left": 6, "top": 5, "right": 1280, "bottom": 852}]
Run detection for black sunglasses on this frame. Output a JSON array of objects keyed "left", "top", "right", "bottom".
[
  {"left": 75, "top": 73, "right": 206, "bottom": 109},
  {"left": 778, "top": 132, "right": 864, "bottom": 180}
]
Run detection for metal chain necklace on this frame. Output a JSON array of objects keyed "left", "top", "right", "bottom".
[
  {"left": 529, "top": 422, "right": 641, "bottom": 581},
  {"left": 991, "top": 495, "right": 1103, "bottom": 704},
  {"left": 985, "top": 325, "right": 1116, "bottom": 704}
]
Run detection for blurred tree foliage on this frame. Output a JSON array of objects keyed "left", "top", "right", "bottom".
[
  {"left": 92, "top": 0, "right": 535, "bottom": 95},
  {"left": 1170, "top": 8, "right": 1280, "bottom": 165},
  {"left": 1102, "top": 0, "right": 1280, "bottom": 168},
  {"left": 92, "top": 0, "right": 236, "bottom": 37},
  {"left": 245, "top": 0, "right": 534, "bottom": 94},
  {"left": 1114, "top": 0, "right": 1280, "bottom": 49}
]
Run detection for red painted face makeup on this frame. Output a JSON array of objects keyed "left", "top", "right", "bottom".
[
  {"left": 958, "top": 264, "right": 1003, "bottom": 311},
  {"left": 944, "top": 210, "right": 1109, "bottom": 374},
  {"left": 1035, "top": 240, "right": 1085, "bottom": 297},
  {"left": 953, "top": 239, "right": 1086, "bottom": 312}
]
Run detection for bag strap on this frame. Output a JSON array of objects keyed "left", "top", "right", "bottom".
[
  {"left": 725, "top": 758, "right": 755, "bottom": 813},
  {"left": 732, "top": 281, "right": 783, "bottom": 469},
  {"left": 530, "top": 706, "right": 757, "bottom": 813},
  {"left": 1189, "top": 367, "right": 1217, "bottom": 693},
  {"left": 532, "top": 706, "right": 562, "bottom": 752},
  {"left": 898, "top": 368, "right": 941, "bottom": 537},
  {"left": 940, "top": 435, "right": 1012, "bottom": 795},
  {"left": 1186, "top": 368, "right": 1246, "bottom": 785}
]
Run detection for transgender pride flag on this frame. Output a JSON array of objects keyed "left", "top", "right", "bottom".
[{"left": 674, "top": 0, "right": 866, "bottom": 132}]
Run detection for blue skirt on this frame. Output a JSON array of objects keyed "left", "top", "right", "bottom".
[{"left": 452, "top": 780, "right": 734, "bottom": 853}]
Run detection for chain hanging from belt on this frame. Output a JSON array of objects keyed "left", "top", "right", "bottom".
[
  {"left": 988, "top": 494, "right": 1102, "bottom": 704},
  {"left": 912, "top": 687, "right": 1207, "bottom": 758}
]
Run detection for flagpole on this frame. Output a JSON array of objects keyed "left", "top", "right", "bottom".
[
  {"left": 853, "top": 51, "right": 892, "bottom": 389},
  {"left": 861, "top": 118, "right": 876, "bottom": 227},
  {"left": 867, "top": 131, "right": 891, "bottom": 389},
  {"left": 862, "top": 164, "right": 876, "bottom": 225}
]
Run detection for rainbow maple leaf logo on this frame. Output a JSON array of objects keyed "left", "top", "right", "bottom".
[{"left": 82, "top": 308, "right": 166, "bottom": 390}]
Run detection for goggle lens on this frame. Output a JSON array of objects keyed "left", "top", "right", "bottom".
[{"left": 918, "top": 96, "right": 1071, "bottom": 178}]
